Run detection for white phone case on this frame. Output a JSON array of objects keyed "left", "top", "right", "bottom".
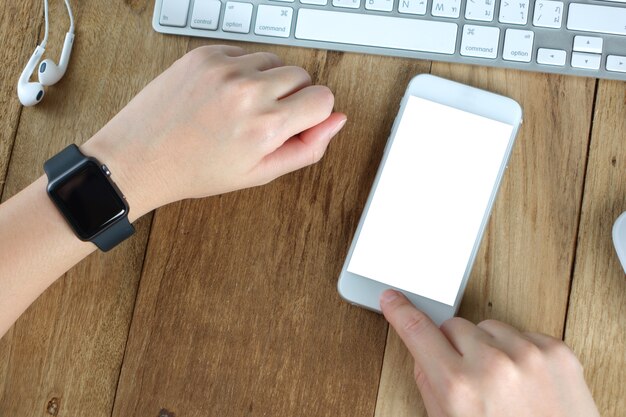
[{"left": 337, "top": 74, "right": 523, "bottom": 324}]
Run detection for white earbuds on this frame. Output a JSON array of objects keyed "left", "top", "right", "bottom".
[
  {"left": 17, "top": 0, "right": 74, "bottom": 107},
  {"left": 18, "top": 46, "right": 47, "bottom": 106},
  {"left": 39, "top": 32, "right": 75, "bottom": 86}
]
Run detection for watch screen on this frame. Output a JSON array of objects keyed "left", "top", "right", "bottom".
[{"left": 50, "top": 162, "right": 126, "bottom": 240}]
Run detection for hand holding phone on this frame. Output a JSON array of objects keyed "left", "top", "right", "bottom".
[{"left": 338, "top": 75, "right": 522, "bottom": 324}]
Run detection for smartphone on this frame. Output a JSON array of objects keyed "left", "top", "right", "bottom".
[{"left": 337, "top": 74, "right": 523, "bottom": 325}]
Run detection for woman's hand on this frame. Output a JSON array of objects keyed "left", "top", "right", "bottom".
[
  {"left": 82, "top": 45, "right": 346, "bottom": 220},
  {"left": 380, "top": 290, "right": 600, "bottom": 417}
]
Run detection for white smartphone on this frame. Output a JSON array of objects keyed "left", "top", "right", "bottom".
[{"left": 337, "top": 74, "right": 523, "bottom": 325}]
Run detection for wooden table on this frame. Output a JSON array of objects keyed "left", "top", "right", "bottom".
[{"left": 1, "top": 1, "right": 624, "bottom": 416}]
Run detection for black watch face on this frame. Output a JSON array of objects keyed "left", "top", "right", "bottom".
[{"left": 49, "top": 161, "right": 127, "bottom": 240}]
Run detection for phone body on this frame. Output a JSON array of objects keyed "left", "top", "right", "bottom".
[{"left": 338, "top": 74, "right": 523, "bottom": 325}]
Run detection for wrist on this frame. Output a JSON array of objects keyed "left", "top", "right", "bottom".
[{"left": 79, "top": 128, "right": 162, "bottom": 222}]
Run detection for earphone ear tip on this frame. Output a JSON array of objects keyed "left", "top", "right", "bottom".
[
  {"left": 38, "top": 59, "right": 64, "bottom": 86},
  {"left": 17, "top": 82, "right": 45, "bottom": 106}
]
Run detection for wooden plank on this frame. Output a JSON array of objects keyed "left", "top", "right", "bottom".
[
  {"left": 0, "top": 0, "right": 45, "bottom": 402},
  {"left": 374, "top": 65, "right": 597, "bottom": 417},
  {"left": 0, "top": 0, "right": 40, "bottom": 196},
  {"left": 0, "top": 1, "right": 187, "bottom": 416},
  {"left": 111, "top": 45, "right": 431, "bottom": 417},
  {"left": 564, "top": 80, "right": 626, "bottom": 417}
]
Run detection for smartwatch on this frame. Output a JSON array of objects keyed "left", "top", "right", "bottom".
[{"left": 44, "top": 144, "right": 135, "bottom": 252}]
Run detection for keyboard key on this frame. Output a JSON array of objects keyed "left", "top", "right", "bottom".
[
  {"left": 295, "top": 9, "right": 458, "bottom": 54},
  {"left": 255, "top": 5, "right": 293, "bottom": 37},
  {"left": 567, "top": 4, "right": 626, "bottom": 36},
  {"left": 160, "top": 0, "right": 191, "bottom": 27},
  {"left": 502, "top": 29, "right": 533, "bottom": 62},
  {"left": 432, "top": 0, "right": 461, "bottom": 18},
  {"left": 222, "top": 2, "right": 253, "bottom": 33},
  {"left": 573, "top": 36, "right": 603, "bottom": 54},
  {"left": 607, "top": 55, "right": 626, "bottom": 73},
  {"left": 532, "top": 0, "right": 563, "bottom": 28},
  {"left": 190, "top": 0, "right": 221, "bottom": 30},
  {"left": 365, "top": 0, "right": 394, "bottom": 11},
  {"left": 464, "top": 0, "right": 495, "bottom": 22},
  {"left": 300, "top": 0, "right": 328, "bottom": 4},
  {"left": 270, "top": 0, "right": 294, "bottom": 2},
  {"left": 398, "top": 0, "right": 427, "bottom": 15},
  {"left": 499, "top": 0, "right": 529, "bottom": 25},
  {"left": 571, "top": 52, "right": 601, "bottom": 70},
  {"left": 536, "top": 48, "right": 566, "bottom": 66},
  {"left": 333, "top": 0, "right": 361, "bottom": 8},
  {"left": 460, "top": 25, "right": 499, "bottom": 59}
]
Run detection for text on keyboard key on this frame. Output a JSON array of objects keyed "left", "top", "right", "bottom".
[
  {"left": 607, "top": 55, "right": 626, "bottom": 73},
  {"left": 465, "top": 0, "right": 496, "bottom": 22},
  {"left": 532, "top": 0, "right": 563, "bottom": 28},
  {"left": 191, "top": 0, "right": 221, "bottom": 30},
  {"left": 432, "top": 0, "right": 461, "bottom": 18},
  {"left": 295, "top": 9, "right": 458, "bottom": 54},
  {"left": 571, "top": 52, "right": 601, "bottom": 70},
  {"left": 160, "top": 0, "right": 191, "bottom": 27},
  {"left": 398, "top": 0, "right": 427, "bottom": 15},
  {"left": 573, "top": 36, "right": 603, "bottom": 54},
  {"left": 255, "top": 5, "right": 293, "bottom": 37},
  {"left": 222, "top": 2, "right": 253, "bottom": 33},
  {"left": 460, "top": 25, "right": 500, "bottom": 59},
  {"left": 567, "top": 4, "right": 626, "bottom": 36},
  {"left": 502, "top": 29, "right": 534, "bottom": 62},
  {"left": 536, "top": 48, "right": 566, "bottom": 66},
  {"left": 499, "top": 0, "right": 530, "bottom": 25}
]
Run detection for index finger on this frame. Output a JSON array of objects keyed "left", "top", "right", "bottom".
[{"left": 380, "top": 290, "right": 461, "bottom": 384}]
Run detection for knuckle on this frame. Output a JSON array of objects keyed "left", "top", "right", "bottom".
[
  {"left": 262, "top": 51, "right": 280, "bottom": 62},
  {"left": 477, "top": 318, "right": 501, "bottom": 331},
  {"left": 483, "top": 346, "right": 517, "bottom": 379},
  {"left": 316, "top": 85, "right": 335, "bottom": 107},
  {"left": 517, "top": 340, "right": 544, "bottom": 369},
  {"left": 545, "top": 340, "right": 583, "bottom": 373},
  {"left": 402, "top": 311, "right": 430, "bottom": 336},
  {"left": 186, "top": 45, "right": 221, "bottom": 65},
  {"left": 292, "top": 66, "right": 312, "bottom": 85}
]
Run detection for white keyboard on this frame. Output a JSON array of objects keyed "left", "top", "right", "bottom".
[{"left": 153, "top": 0, "right": 626, "bottom": 81}]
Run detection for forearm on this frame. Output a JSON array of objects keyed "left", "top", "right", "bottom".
[
  {"left": 0, "top": 132, "right": 152, "bottom": 339},
  {"left": 0, "top": 176, "right": 95, "bottom": 337},
  {"left": 0, "top": 45, "right": 343, "bottom": 340}
]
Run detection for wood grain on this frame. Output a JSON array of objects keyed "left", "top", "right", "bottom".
[
  {"left": 1, "top": 2, "right": 622, "bottom": 417},
  {"left": 374, "top": 65, "right": 597, "bottom": 417},
  {"left": 0, "top": 0, "right": 40, "bottom": 195},
  {"left": 564, "top": 80, "right": 626, "bottom": 417},
  {"left": 0, "top": 0, "right": 46, "bottom": 404},
  {"left": 0, "top": 1, "right": 186, "bottom": 416},
  {"left": 110, "top": 46, "right": 430, "bottom": 417}
]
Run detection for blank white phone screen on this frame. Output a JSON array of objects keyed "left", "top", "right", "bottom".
[{"left": 347, "top": 95, "right": 514, "bottom": 306}]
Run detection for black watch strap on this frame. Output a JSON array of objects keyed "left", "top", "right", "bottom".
[
  {"left": 91, "top": 217, "right": 135, "bottom": 252},
  {"left": 44, "top": 144, "right": 135, "bottom": 252},
  {"left": 43, "top": 144, "right": 84, "bottom": 179}
]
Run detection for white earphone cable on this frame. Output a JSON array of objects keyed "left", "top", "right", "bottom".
[
  {"left": 41, "top": 0, "right": 50, "bottom": 48},
  {"left": 64, "top": 0, "right": 74, "bottom": 34}
]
